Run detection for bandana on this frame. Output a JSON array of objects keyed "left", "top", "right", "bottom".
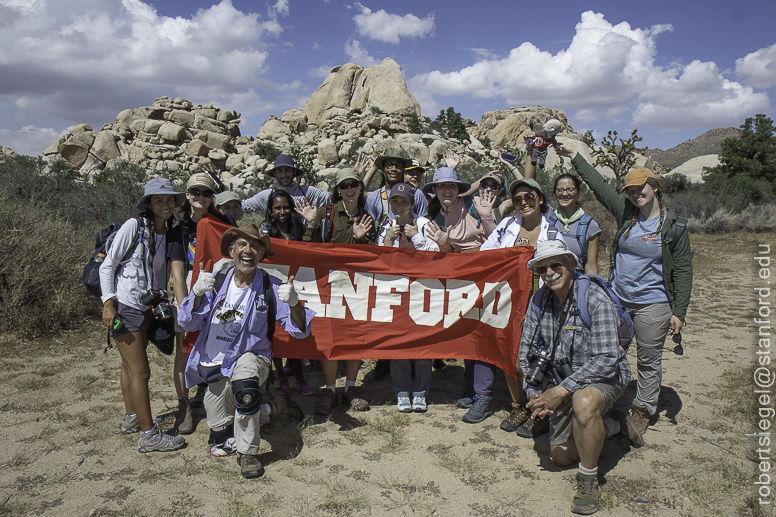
[{"left": 555, "top": 206, "right": 585, "bottom": 233}]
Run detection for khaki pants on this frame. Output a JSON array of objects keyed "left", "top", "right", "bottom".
[{"left": 203, "top": 353, "right": 271, "bottom": 455}]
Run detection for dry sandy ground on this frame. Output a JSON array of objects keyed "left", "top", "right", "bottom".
[{"left": 0, "top": 233, "right": 770, "bottom": 517}]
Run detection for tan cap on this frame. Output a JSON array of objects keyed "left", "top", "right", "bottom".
[
  {"left": 623, "top": 168, "right": 657, "bottom": 189},
  {"left": 187, "top": 173, "right": 217, "bottom": 192}
]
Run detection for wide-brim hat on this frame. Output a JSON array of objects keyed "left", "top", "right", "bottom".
[
  {"left": 220, "top": 223, "right": 271, "bottom": 261},
  {"left": 508, "top": 177, "right": 545, "bottom": 198},
  {"left": 374, "top": 148, "right": 412, "bottom": 170},
  {"left": 463, "top": 170, "right": 502, "bottom": 196},
  {"left": 136, "top": 178, "right": 186, "bottom": 211},
  {"left": 527, "top": 239, "right": 580, "bottom": 272},
  {"left": 623, "top": 168, "right": 657, "bottom": 189},
  {"left": 422, "top": 167, "right": 471, "bottom": 195},
  {"left": 187, "top": 172, "right": 218, "bottom": 192},
  {"left": 268, "top": 154, "right": 303, "bottom": 178}
]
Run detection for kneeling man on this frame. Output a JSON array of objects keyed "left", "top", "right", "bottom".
[
  {"left": 178, "top": 224, "right": 314, "bottom": 478},
  {"left": 520, "top": 240, "right": 642, "bottom": 515}
]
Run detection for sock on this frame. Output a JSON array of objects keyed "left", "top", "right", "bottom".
[
  {"left": 344, "top": 379, "right": 356, "bottom": 392},
  {"left": 262, "top": 403, "right": 271, "bottom": 416},
  {"left": 141, "top": 423, "right": 158, "bottom": 436},
  {"left": 603, "top": 417, "right": 621, "bottom": 437},
  {"left": 326, "top": 384, "right": 336, "bottom": 393},
  {"left": 126, "top": 413, "right": 137, "bottom": 418},
  {"left": 578, "top": 464, "right": 598, "bottom": 478}
]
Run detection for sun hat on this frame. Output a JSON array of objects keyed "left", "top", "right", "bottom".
[
  {"left": 508, "top": 177, "right": 545, "bottom": 198},
  {"left": 220, "top": 223, "right": 271, "bottom": 260},
  {"left": 136, "top": 178, "right": 186, "bottom": 211},
  {"left": 334, "top": 168, "right": 361, "bottom": 187},
  {"left": 527, "top": 239, "right": 580, "bottom": 273},
  {"left": 389, "top": 183, "right": 415, "bottom": 202},
  {"left": 463, "top": 170, "right": 502, "bottom": 196},
  {"left": 268, "top": 154, "right": 303, "bottom": 178},
  {"left": 623, "top": 168, "right": 657, "bottom": 189},
  {"left": 422, "top": 167, "right": 472, "bottom": 195},
  {"left": 215, "top": 191, "right": 240, "bottom": 207},
  {"left": 374, "top": 148, "right": 412, "bottom": 170},
  {"left": 187, "top": 173, "right": 217, "bottom": 192}
]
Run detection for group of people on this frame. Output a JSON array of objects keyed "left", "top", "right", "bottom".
[{"left": 98, "top": 133, "right": 692, "bottom": 514}]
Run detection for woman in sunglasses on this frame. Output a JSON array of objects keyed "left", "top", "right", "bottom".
[
  {"left": 260, "top": 189, "right": 315, "bottom": 396},
  {"left": 171, "top": 172, "right": 235, "bottom": 435},
  {"left": 298, "top": 168, "right": 375, "bottom": 415}
]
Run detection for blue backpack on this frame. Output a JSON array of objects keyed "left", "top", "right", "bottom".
[
  {"left": 531, "top": 274, "right": 634, "bottom": 350},
  {"left": 547, "top": 211, "right": 593, "bottom": 268}
]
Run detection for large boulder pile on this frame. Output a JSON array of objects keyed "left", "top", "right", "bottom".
[{"left": 0, "top": 145, "right": 19, "bottom": 162}]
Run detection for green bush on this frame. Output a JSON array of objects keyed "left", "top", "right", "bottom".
[
  {"left": 436, "top": 107, "right": 470, "bottom": 142},
  {"left": 252, "top": 141, "right": 282, "bottom": 162}
]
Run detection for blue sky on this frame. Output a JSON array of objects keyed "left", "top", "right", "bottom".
[{"left": 1, "top": 0, "right": 775, "bottom": 156}]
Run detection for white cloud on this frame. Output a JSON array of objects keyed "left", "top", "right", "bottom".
[
  {"left": 345, "top": 38, "right": 378, "bottom": 67},
  {"left": 409, "top": 11, "right": 769, "bottom": 130},
  {"left": 0, "top": 125, "right": 64, "bottom": 157},
  {"left": 353, "top": 3, "right": 434, "bottom": 44},
  {"left": 312, "top": 42, "right": 321, "bottom": 51},
  {"left": 309, "top": 65, "right": 332, "bottom": 78},
  {"left": 269, "top": 0, "right": 289, "bottom": 17},
  {"left": 736, "top": 43, "right": 776, "bottom": 89}
]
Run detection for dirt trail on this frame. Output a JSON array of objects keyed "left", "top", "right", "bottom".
[{"left": 0, "top": 233, "right": 769, "bottom": 516}]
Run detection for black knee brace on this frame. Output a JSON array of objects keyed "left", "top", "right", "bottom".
[{"left": 232, "top": 378, "right": 262, "bottom": 415}]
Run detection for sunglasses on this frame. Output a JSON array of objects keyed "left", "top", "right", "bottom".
[
  {"left": 512, "top": 192, "right": 537, "bottom": 204},
  {"left": 555, "top": 187, "right": 577, "bottom": 195},
  {"left": 480, "top": 182, "right": 500, "bottom": 191},
  {"left": 188, "top": 188, "right": 214, "bottom": 198},
  {"left": 338, "top": 181, "right": 360, "bottom": 190},
  {"left": 535, "top": 262, "right": 565, "bottom": 275},
  {"left": 384, "top": 162, "right": 405, "bottom": 170}
]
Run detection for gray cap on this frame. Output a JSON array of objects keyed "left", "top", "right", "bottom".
[{"left": 215, "top": 190, "right": 240, "bottom": 206}]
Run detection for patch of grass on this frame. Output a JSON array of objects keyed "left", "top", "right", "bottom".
[
  {"left": 0, "top": 496, "right": 30, "bottom": 516},
  {"left": 682, "top": 457, "right": 749, "bottom": 507},
  {"left": 376, "top": 475, "right": 440, "bottom": 514},
  {"left": 14, "top": 376, "right": 49, "bottom": 392},
  {"left": 739, "top": 494, "right": 771, "bottom": 517},
  {"left": 316, "top": 480, "right": 369, "bottom": 516},
  {"left": 433, "top": 446, "right": 486, "bottom": 476},
  {"left": 4, "top": 452, "right": 33, "bottom": 469},
  {"left": 711, "top": 365, "right": 759, "bottom": 429},
  {"left": 370, "top": 411, "right": 409, "bottom": 452}
]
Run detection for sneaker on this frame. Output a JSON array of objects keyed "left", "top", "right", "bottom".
[
  {"left": 188, "top": 383, "right": 207, "bottom": 409},
  {"left": 314, "top": 389, "right": 337, "bottom": 416},
  {"left": 342, "top": 387, "right": 370, "bottom": 411},
  {"left": 515, "top": 416, "right": 550, "bottom": 438},
  {"left": 267, "top": 390, "right": 304, "bottom": 422},
  {"left": 456, "top": 397, "right": 474, "bottom": 409},
  {"left": 613, "top": 410, "right": 645, "bottom": 448},
  {"left": 209, "top": 437, "right": 237, "bottom": 457},
  {"left": 462, "top": 394, "right": 493, "bottom": 423},
  {"left": 571, "top": 473, "right": 600, "bottom": 515},
  {"left": 412, "top": 394, "right": 427, "bottom": 413},
  {"left": 121, "top": 414, "right": 162, "bottom": 434},
  {"left": 629, "top": 405, "right": 650, "bottom": 434},
  {"left": 433, "top": 359, "right": 447, "bottom": 371},
  {"left": 176, "top": 399, "right": 195, "bottom": 435},
  {"left": 137, "top": 425, "right": 186, "bottom": 453},
  {"left": 277, "top": 377, "right": 290, "bottom": 393},
  {"left": 296, "top": 377, "right": 315, "bottom": 396},
  {"left": 237, "top": 452, "right": 264, "bottom": 479},
  {"left": 397, "top": 393, "right": 412, "bottom": 413},
  {"left": 500, "top": 403, "right": 530, "bottom": 432}
]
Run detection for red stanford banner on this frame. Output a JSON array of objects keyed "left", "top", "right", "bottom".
[{"left": 195, "top": 215, "right": 533, "bottom": 377}]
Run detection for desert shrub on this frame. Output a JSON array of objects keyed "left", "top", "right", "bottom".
[
  {"left": 407, "top": 114, "right": 422, "bottom": 134},
  {"left": 370, "top": 106, "right": 383, "bottom": 115},
  {"left": 581, "top": 129, "right": 596, "bottom": 147},
  {"left": 252, "top": 141, "right": 282, "bottom": 162},
  {"left": 436, "top": 107, "right": 470, "bottom": 142},
  {"left": 348, "top": 138, "right": 366, "bottom": 162}
]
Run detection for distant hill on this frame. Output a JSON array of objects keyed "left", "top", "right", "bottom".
[{"left": 646, "top": 127, "right": 740, "bottom": 170}]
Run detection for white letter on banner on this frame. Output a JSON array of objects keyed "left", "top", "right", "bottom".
[
  {"left": 480, "top": 281, "right": 512, "bottom": 329},
  {"left": 409, "top": 278, "right": 445, "bottom": 326},
  {"left": 292, "top": 266, "right": 326, "bottom": 314},
  {"left": 259, "top": 264, "right": 290, "bottom": 282},
  {"left": 326, "top": 271, "right": 373, "bottom": 320},
  {"left": 444, "top": 279, "right": 481, "bottom": 328},
  {"left": 371, "top": 274, "right": 409, "bottom": 322}
]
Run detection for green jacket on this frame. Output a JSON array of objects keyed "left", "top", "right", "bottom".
[
  {"left": 304, "top": 200, "right": 377, "bottom": 245},
  {"left": 571, "top": 154, "right": 693, "bottom": 322}
]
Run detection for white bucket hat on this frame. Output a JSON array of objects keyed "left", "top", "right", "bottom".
[{"left": 527, "top": 239, "right": 580, "bottom": 273}]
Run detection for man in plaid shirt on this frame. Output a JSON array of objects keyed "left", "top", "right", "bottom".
[{"left": 518, "top": 240, "right": 642, "bottom": 515}]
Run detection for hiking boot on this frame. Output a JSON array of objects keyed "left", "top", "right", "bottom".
[
  {"left": 277, "top": 377, "right": 290, "bottom": 393},
  {"left": 121, "top": 414, "right": 162, "bottom": 434},
  {"left": 462, "top": 394, "right": 493, "bottom": 423},
  {"left": 571, "top": 473, "right": 600, "bottom": 515},
  {"left": 237, "top": 453, "right": 264, "bottom": 479},
  {"left": 176, "top": 399, "right": 195, "bottom": 435},
  {"left": 456, "top": 396, "right": 474, "bottom": 409},
  {"left": 629, "top": 405, "right": 650, "bottom": 434},
  {"left": 397, "top": 393, "right": 412, "bottom": 413},
  {"left": 267, "top": 390, "right": 304, "bottom": 422},
  {"left": 500, "top": 403, "right": 530, "bottom": 432},
  {"left": 137, "top": 425, "right": 186, "bottom": 453},
  {"left": 189, "top": 383, "right": 207, "bottom": 409},
  {"left": 342, "top": 387, "right": 370, "bottom": 411},
  {"left": 515, "top": 416, "right": 549, "bottom": 438},
  {"left": 296, "top": 377, "right": 315, "bottom": 396},
  {"left": 412, "top": 393, "right": 428, "bottom": 413},
  {"left": 314, "top": 389, "right": 337, "bottom": 416},
  {"left": 613, "top": 409, "right": 645, "bottom": 448},
  {"left": 433, "top": 359, "right": 447, "bottom": 371}
]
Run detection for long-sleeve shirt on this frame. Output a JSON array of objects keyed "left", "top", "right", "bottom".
[
  {"left": 177, "top": 267, "right": 315, "bottom": 388},
  {"left": 241, "top": 181, "right": 331, "bottom": 215},
  {"left": 377, "top": 216, "right": 439, "bottom": 251},
  {"left": 365, "top": 185, "right": 428, "bottom": 223},
  {"left": 519, "top": 278, "right": 631, "bottom": 399}
]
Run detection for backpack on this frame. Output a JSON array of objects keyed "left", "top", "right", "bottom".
[
  {"left": 532, "top": 273, "right": 634, "bottom": 350},
  {"left": 83, "top": 218, "right": 145, "bottom": 297},
  {"left": 667, "top": 216, "right": 687, "bottom": 254},
  {"left": 213, "top": 268, "right": 276, "bottom": 341},
  {"left": 547, "top": 211, "right": 593, "bottom": 268},
  {"left": 320, "top": 204, "right": 336, "bottom": 243}
]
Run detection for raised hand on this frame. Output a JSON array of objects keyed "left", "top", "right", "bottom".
[
  {"left": 277, "top": 274, "right": 299, "bottom": 306},
  {"left": 383, "top": 219, "right": 401, "bottom": 245},
  {"left": 192, "top": 262, "right": 216, "bottom": 297},
  {"left": 425, "top": 220, "right": 451, "bottom": 249},
  {"left": 353, "top": 215, "right": 374, "bottom": 240},
  {"left": 443, "top": 149, "right": 460, "bottom": 169},
  {"left": 295, "top": 196, "right": 318, "bottom": 224},
  {"left": 473, "top": 189, "right": 497, "bottom": 218},
  {"left": 352, "top": 152, "right": 373, "bottom": 176}
]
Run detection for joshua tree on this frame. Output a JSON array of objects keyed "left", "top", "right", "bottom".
[{"left": 591, "top": 129, "right": 646, "bottom": 192}]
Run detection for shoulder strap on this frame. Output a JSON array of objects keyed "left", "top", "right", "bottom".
[
  {"left": 547, "top": 211, "right": 558, "bottom": 227},
  {"left": 575, "top": 214, "right": 592, "bottom": 265},
  {"left": 262, "top": 269, "right": 276, "bottom": 341},
  {"left": 667, "top": 216, "right": 687, "bottom": 254},
  {"left": 214, "top": 268, "right": 229, "bottom": 294},
  {"left": 321, "top": 204, "right": 336, "bottom": 243},
  {"left": 576, "top": 276, "right": 593, "bottom": 330}
]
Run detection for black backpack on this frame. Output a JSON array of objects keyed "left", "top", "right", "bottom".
[{"left": 83, "top": 218, "right": 145, "bottom": 297}]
